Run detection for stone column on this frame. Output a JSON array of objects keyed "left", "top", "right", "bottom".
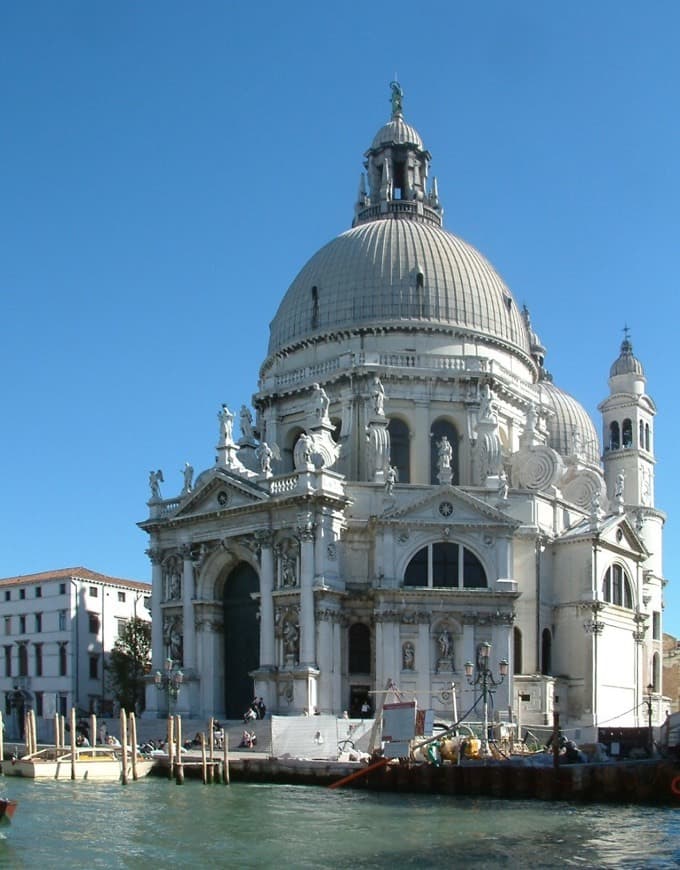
[
  {"left": 316, "top": 606, "right": 334, "bottom": 712},
  {"left": 332, "top": 616, "right": 343, "bottom": 713},
  {"left": 179, "top": 544, "right": 195, "bottom": 670},
  {"left": 374, "top": 618, "right": 385, "bottom": 690},
  {"left": 298, "top": 518, "right": 316, "bottom": 667},
  {"left": 413, "top": 401, "right": 430, "bottom": 484},
  {"left": 257, "top": 531, "right": 276, "bottom": 668},
  {"left": 147, "top": 547, "right": 164, "bottom": 670},
  {"left": 416, "top": 618, "right": 431, "bottom": 702},
  {"left": 461, "top": 618, "right": 477, "bottom": 710},
  {"left": 314, "top": 518, "right": 326, "bottom": 583}
]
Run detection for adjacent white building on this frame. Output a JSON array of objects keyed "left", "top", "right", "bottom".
[
  {"left": 0, "top": 567, "right": 150, "bottom": 737},
  {"left": 140, "top": 84, "right": 666, "bottom": 740}
]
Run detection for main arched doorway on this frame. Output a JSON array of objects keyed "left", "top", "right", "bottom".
[{"left": 223, "top": 562, "right": 260, "bottom": 717}]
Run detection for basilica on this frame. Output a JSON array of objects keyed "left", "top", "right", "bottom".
[{"left": 140, "top": 84, "right": 665, "bottom": 740}]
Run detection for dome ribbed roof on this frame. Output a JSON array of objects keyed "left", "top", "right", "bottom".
[
  {"left": 538, "top": 379, "right": 600, "bottom": 465},
  {"left": 610, "top": 337, "right": 644, "bottom": 378},
  {"left": 370, "top": 116, "right": 424, "bottom": 150},
  {"left": 267, "top": 218, "right": 531, "bottom": 358}
]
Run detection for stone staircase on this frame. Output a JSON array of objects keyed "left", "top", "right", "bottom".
[{"left": 98, "top": 716, "right": 273, "bottom": 754}]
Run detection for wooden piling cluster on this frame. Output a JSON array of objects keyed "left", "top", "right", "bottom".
[
  {"left": 4, "top": 706, "right": 231, "bottom": 788},
  {"left": 165, "top": 714, "right": 230, "bottom": 785}
]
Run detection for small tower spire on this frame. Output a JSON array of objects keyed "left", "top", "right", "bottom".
[{"left": 353, "top": 83, "right": 442, "bottom": 228}]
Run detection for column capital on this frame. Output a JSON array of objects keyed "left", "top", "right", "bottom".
[
  {"left": 179, "top": 543, "right": 193, "bottom": 560},
  {"left": 146, "top": 547, "right": 163, "bottom": 565},
  {"left": 255, "top": 529, "right": 275, "bottom": 548},
  {"left": 296, "top": 511, "right": 316, "bottom": 542}
]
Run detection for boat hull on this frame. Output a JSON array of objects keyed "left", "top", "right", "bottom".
[
  {"left": 3, "top": 753, "right": 154, "bottom": 782},
  {"left": 353, "top": 757, "right": 680, "bottom": 804},
  {"left": 0, "top": 799, "right": 17, "bottom": 825}
]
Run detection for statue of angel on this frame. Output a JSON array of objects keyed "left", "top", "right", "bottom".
[
  {"left": 149, "top": 469, "right": 164, "bottom": 499},
  {"left": 240, "top": 404, "right": 254, "bottom": 440}
]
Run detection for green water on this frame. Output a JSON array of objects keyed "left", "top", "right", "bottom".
[{"left": 0, "top": 777, "right": 678, "bottom": 868}]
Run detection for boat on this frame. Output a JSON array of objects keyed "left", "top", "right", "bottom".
[
  {"left": 2, "top": 746, "right": 155, "bottom": 782},
  {"left": 0, "top": 798, "right": 17, "bottom": 825}
]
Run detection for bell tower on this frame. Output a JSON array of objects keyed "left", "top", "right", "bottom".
[{"left": 598, "top": 329, "right": 656, "bottom": 511}]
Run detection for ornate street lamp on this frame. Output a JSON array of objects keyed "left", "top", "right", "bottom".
[
  {"left": 154, "top": 657, "right": 184, "bottom": 712},
  {"left": 464, "top": 642, "right": 509, "bottom": 756}
]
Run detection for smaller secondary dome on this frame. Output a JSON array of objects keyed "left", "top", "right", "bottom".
[
  {"left": 538, "top": 379, "right": 601, "bottom": 466},
  {"left": 370, "top": 116, "right": 423, "bottom": 151},
  {"left": 610, "top": 336, "right": 644, "bottom": 378}
]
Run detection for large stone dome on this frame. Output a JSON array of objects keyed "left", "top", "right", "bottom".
[
  {"left": 266, "top": 84, "right": 532, "bottom": 366},
  {"left": 267, "top": 219, "right": 530, "bottom": 358}
]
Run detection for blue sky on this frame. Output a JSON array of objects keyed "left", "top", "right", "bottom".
[{"left": 2, "top": 2, "right": 679, "bottom": 632}]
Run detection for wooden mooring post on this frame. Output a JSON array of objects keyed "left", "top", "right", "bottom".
[
  {"left": 120, "top": 708, "right": 129, "bottom": 785},
  {"left": 223, "top": 734, "right": 230, "bottom": 785},
  {"left": 175, "top": 715, "right": 184, "bottom": 784},
  {"left": 200, "top": 733, "right": 208, "bottom": 784},
  {"left": 70, "top": 708, "right": 77, "bottom": 780},
  {"left": 167, "top": 716, "right": 175, "bottom": 780},
  {"left": 130, "top": 712, "right": 138, "bottom": 781}
]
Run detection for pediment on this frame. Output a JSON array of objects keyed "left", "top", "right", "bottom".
[
  {"left": 380, "top": 485, "right": 519, "bottom": 530},
  {"left": 170, "top": 468, "right": 269, "bottom": 518},
  {"left": 599, "top": 515, "right": 648, "bottom": 558},
  {"left": 556, "top": 513, "right": 648, "bottom": 559}
]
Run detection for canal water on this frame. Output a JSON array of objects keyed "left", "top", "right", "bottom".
[{"left": 0, "top": 777, "right": 678, "bottom": 868}]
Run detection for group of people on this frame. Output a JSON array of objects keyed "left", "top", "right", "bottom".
[
  {"left": 239, "top": 730, "right": 257, "bottom": 749},
  {"left": 243, "top": 697, "right": 266, "bottom": 722}
]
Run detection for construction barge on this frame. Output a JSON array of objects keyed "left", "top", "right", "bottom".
[{"left": 148, "top": 752, "right": 680, "bottom": 805}]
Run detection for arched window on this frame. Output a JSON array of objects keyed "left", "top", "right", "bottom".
[
  {"left": 622, "top": 419, "right": 633, "bottom": 448},
  {"left": 541, "top": 629, "right": 552, "bottom": 676},
  {"left": 645, "top": 423, "right": 650, "bottom": 452},
  {"left": 639, "top": 420, "right": 644, "bottom": 449},
  {"left": 652, "top": 652, "right": 660, "bottom": 693},
  {"left": 388, "top": 418, "right": 410, "bottom": 483},
  {"left": 404, "top": 543, "right": 487, "bottom": 589},
  {"left": 432, "top": 543, "right": 458, "bottom": 588},
  {"left": 430, "top": 419, "right": 459, "bottom": 485},
  {"left": 513, "top": 627, "right": 523, "bottom": 675},
  {"left": 283, "top": 427, "right": 304, "bottom": 473},
  {"left": 348, "top": 623, "right": 371, "bottom": 674},
  {"left": 603, "top": 564, "right": 634, "bottom": 609},
  {"left": 609, "top": 421, "right": 620, "bottom": 450}
]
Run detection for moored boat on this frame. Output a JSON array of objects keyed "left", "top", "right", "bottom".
[
  {"left": 0, "top": 798, "right": 17, "bottom": 825},
  {"left": 2, "top": 746, "right": 155, "bottom": 782}
]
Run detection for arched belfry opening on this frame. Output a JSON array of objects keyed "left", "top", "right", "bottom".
[{"left": 222, "top": 562, "right": 260, "bottom": 718}]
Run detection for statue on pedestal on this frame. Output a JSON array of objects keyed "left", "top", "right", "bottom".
[
  {"left": 240, "top": 405, "right": 254, "bottom": 441},
  {"left": 218, "top": 405, "right": 234, "bottom": 445},
  {"left": 149, "top": 469, "right": 164, "bottom": 500},
  {"left": 371, "top": 376, "right": 386, "bottom": 417},
  {"left": 311, "top": 383, "right": 330, "bottom": 422},
  {"left": 181, "top": 462, "right": 194, "bottom": 495}
]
